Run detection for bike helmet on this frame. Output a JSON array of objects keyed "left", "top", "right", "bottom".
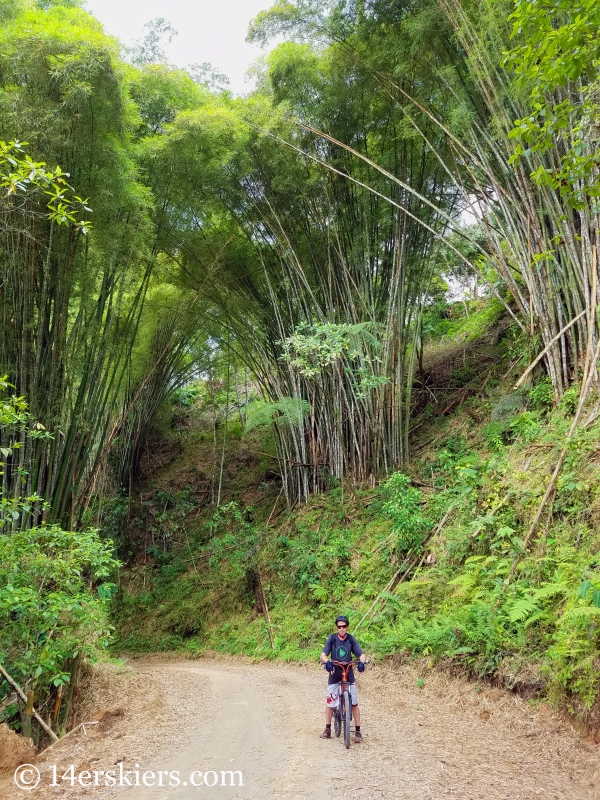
[{"left": 335, "top": 615, "right": 349, "bottom": 626}]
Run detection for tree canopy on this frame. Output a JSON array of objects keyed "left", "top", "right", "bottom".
[{"left": 0, "top": 0, "right": 598, "bottom": 508}]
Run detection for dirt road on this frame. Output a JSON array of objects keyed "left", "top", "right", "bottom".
[{"left": 2, "top": 657, "right": 599, "bottom": 800}]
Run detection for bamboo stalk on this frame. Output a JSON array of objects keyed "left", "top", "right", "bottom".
[
  {"left": 61, "top": 654, "right": 80, "bottom": 736},
  {"left": 21, "top": 690, "right": 34, "bottom": 739},
  {"left": 257, "top": 572, "right": 274, "bottom": 649},
  {"left": 513, "top": 310, "right": 587, "bottom": 390}
]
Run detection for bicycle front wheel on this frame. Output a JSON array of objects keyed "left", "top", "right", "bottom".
[{"left": 342, "top": 689, "right": 351, "bottom": 749}]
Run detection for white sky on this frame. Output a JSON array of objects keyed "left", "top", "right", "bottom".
[{"left": 83, "top": 0, "right": 275, "bottom": 95}]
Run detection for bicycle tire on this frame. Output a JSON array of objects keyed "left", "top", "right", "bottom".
[
  {"left": 333, "top": 708, "right": 341, "bottom": 737},
  {"left": 342, "top": 689, "right": 351, "bottom": 749}
]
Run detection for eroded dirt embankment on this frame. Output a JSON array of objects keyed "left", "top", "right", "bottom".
[{"left": 1, "top": 656, "right": 599, "bottom": 800}]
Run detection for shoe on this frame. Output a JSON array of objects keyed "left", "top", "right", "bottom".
[
  {"left": 320, "top": 728, "right": 331, "bottom": 739},
  {"left": 354, "top": 730, "right": 362, "bottom": 743}
]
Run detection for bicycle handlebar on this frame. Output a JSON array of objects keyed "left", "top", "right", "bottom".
[{"left": 330, "top": 660, "right": 369, "bottom": 670}]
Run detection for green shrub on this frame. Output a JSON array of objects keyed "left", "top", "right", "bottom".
[
  {"left": 529, "top": 377, "right": 553, "bottom": 410},
  {"left": 381, "top": 473, "right": 429, "bottom": 555},
  {"left": 560, "top": 383, "right": 580, "bottom": 415},
  {"left": 482, "top": 420, "right": 508, "bottom": 450},
  {"left": 0, "top": 525, "right": 118, "bottom": 730},
  {"left": 0, "top": 385, "right": 119, "bottom": 735},
  {"left": 171, "top": 382, "right": 201, "bottom": 407}
]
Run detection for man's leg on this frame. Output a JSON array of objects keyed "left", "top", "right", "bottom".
[
  {"left": 351, "top": 685, "right": 362, "bottom": 743},
  {"left": 320, "top": 705, "right": 334, "bottom": 738}
]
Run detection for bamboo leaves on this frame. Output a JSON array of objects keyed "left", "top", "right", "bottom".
[{"left": 0, "top": 140, "right": 92, "bottom": 231}]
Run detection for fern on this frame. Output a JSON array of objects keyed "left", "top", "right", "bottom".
[
  {"left": 560, "top": 605, "right": 600, "bottom": 622},
  {"left": 507, "top": 596, "right": 539, "bottom": 623},
  {"left": 523, "top": 610, "right": 550, "bottom": 628},
  {"left": 449, "top": 571, "right": 479, "bottom": 596},
  {"left": 244, "top": 398, "right": 310, "bottom": 433},
  {"left": 343, "top": 322, "right": 383, "bottom": 351},
  {"left": 532, "top": 582, "right": 569, "bottom": 602},
  {"left": 380, "top": 591, "right": 404, "bottom": 609}
]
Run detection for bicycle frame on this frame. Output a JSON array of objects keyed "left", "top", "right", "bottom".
[
  {"left": 331, "top": 659, "right": 356, "bottom": 748},
  {"left": 332, "top": 659, "right": 354, "bottom": 718}
]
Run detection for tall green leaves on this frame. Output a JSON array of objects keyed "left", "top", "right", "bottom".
[{"left": 505, "top": 0, "right": 600, "bottom": 207}]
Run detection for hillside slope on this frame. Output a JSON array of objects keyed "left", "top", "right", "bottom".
[{"left": 112, "top": 304, "right": 600, "bottom": 734}]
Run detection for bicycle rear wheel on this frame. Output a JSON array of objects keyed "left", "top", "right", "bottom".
[
  {"left": 342, "top": 689, "right": 351, "bottom": 749},
  {"left": 333, "top": 708, "right": 341, "bottom": 737}
]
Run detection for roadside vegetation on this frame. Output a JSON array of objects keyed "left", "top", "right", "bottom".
[{"left": 2, "top": 0, "right": 600, "bottom": 744}]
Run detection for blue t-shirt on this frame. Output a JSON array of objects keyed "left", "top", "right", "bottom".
[{"left": 322, "top": 633, "right": 364, "bottom": 685}]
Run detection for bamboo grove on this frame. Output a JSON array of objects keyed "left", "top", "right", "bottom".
[{"left": 1, "top": 0, "right": 599, "bottom": 517}]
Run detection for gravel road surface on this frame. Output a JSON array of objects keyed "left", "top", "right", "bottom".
[{"left": 2, "top": 657, "right": 599, "bottom": 800}]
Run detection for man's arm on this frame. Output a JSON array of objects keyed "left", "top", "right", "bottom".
[
  {"left": 320, "top": 634, "right": 332, "bottom": 663},
  {"left": 352, "top": 637, "right": 366, "bottom": 663}
]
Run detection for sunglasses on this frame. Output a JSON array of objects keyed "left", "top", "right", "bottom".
[{"left": 337, "top": 624, "right": 348, "bottom": 629}]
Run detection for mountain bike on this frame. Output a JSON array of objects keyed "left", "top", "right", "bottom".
[{"left": 331, "top": 660, "right": 356, "bottom": 749}]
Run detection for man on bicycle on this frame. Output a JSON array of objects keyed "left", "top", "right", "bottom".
[{"left": 319, "top": 615, "right": 366, "bottom": 743}]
